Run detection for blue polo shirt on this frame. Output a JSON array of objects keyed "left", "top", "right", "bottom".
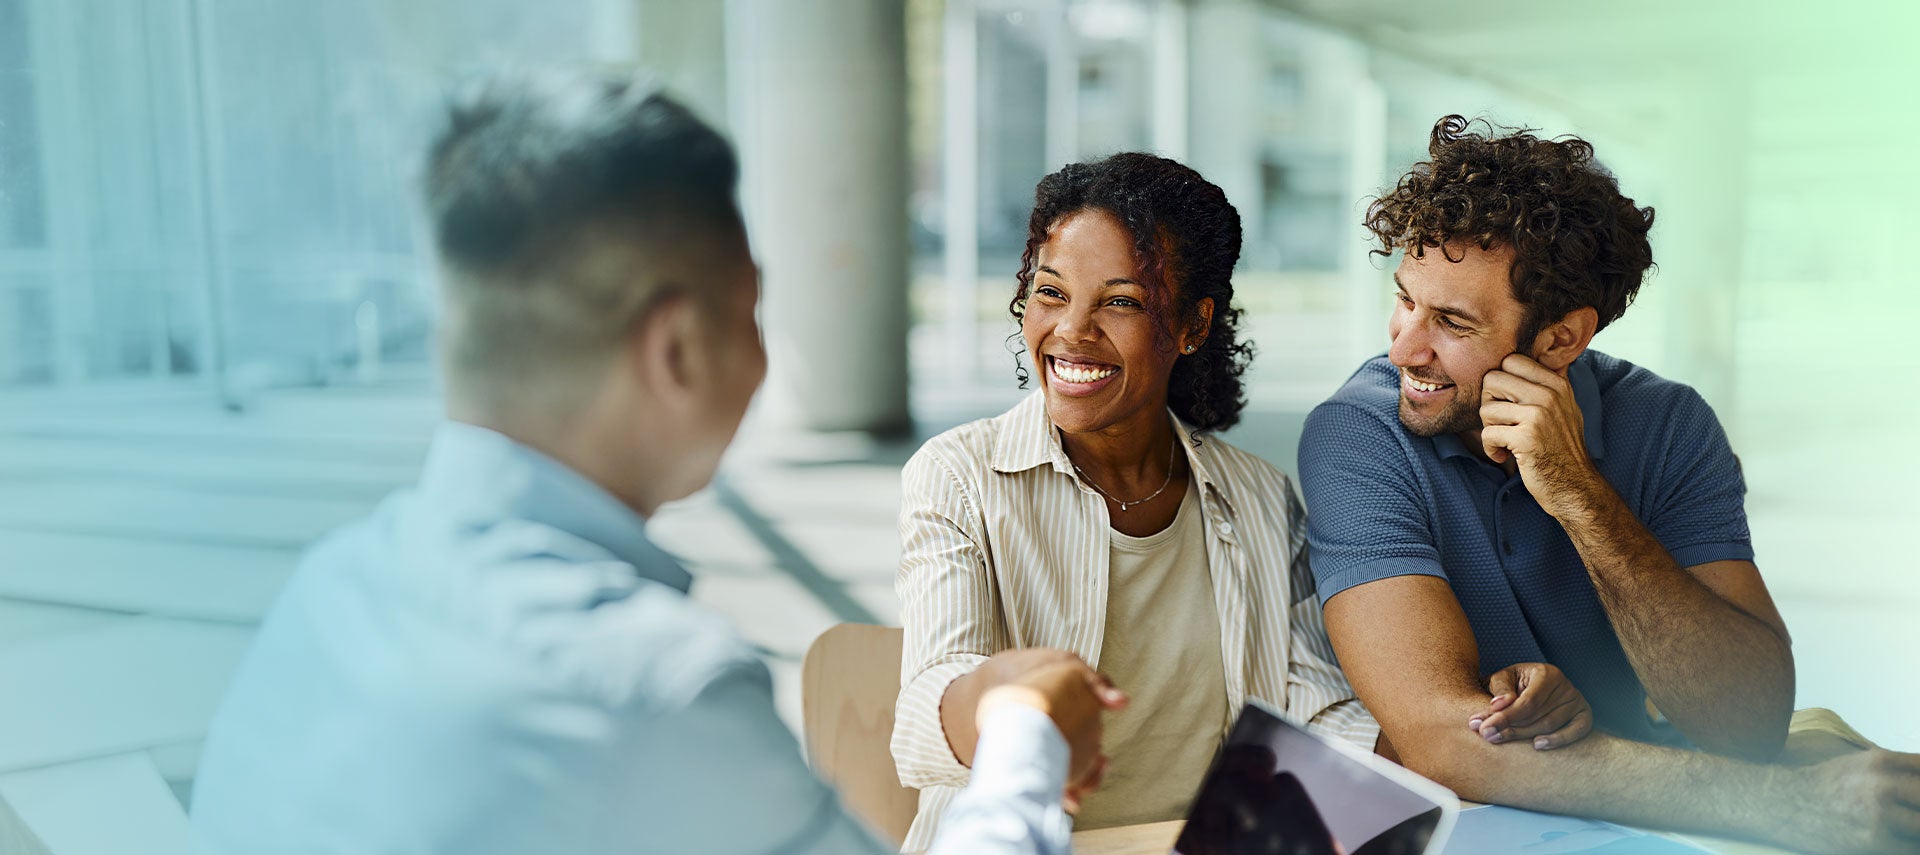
[{"left": 1297, "top": 351, "right": 1753, "bottom": 746}]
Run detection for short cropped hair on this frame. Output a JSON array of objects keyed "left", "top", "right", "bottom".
[
  {"left": 423, "top": 71, "right": 743, "bottom": 402},
  {"left": 1365, "top": 115, "right": 1656, "bottom": 345}
]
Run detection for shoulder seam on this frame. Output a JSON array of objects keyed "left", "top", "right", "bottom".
[{"left": 907, "top": 437, "right": 985, "bottom": 526}]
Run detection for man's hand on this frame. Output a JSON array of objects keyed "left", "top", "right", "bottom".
[
  {"left": 1468, "top": 662, "right": 1594, "bottom": 750},
  {"left": 1479, "top": 354, "right": 1602, "bottom": 519},
  {"left": 972, "top": 650, "right": 1128, "bottom": 812},
  {"left": 1788, "top": 749, "right": 1920, "bottom": 853}
]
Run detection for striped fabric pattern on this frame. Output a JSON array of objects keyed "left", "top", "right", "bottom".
[{"left": 892, "top": 391, "right": 1379, "bottom": 852}]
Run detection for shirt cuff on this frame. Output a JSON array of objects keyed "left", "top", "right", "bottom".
[
  {"left": 968, "top": 704, "right": 1070, "bottom": 803},
  {"left": 1309, "top": 697, "right": 1383, "bottom": 756},
  {"left": 894, "top": 659, "right": 983, "bottom": 788}
]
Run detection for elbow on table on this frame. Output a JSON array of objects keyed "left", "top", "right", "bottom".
[
  {"left": 1661, "top": 671, "right": 1794, "bottom": 764},
  {"left": 1387, "top": 721, "right": 1519, "bottom": 803},
  {"left": 1685, "top": 709, "right": 1790, "bottom": 765}
]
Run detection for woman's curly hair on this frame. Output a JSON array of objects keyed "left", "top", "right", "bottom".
[
  {"left": 1365, "top": 115, "right": 1656, "bottom": 345},
  {"left": 1010, "top": 152, "right": 1252, "bottom": 432}
]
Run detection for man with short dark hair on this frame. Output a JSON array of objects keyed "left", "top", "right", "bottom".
[
  {"left": 1298, "top": 115, "right": 1920, "bottom": 852},
  {"left": 189, "top": 72, "right": 1120, "bottom": 855}
]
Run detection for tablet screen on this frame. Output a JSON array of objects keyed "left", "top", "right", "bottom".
[{"left": 1175, "top": 701, "right": 1457, "bottom": 855}]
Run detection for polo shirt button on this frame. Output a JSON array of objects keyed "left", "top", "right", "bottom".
[
  {"left": 1503, "top": 541, "right": 1514, "bottom": 555},
  {"left": 1219, "top": 522, "right": 1234, "bottom": 536}
]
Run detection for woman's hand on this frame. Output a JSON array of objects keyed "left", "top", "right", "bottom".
[
  {"left": 941, "top": 647, "right": 1126, "bottom": 773},
  {"left": 1469, "top": 662, "right": 1593, "bottom": 750},
  {"left": 973, "top": 648, "right": 1090, "bottom": 695},
  {"left": 976, "top": 656, "right": 1127, "bottom": 812}
]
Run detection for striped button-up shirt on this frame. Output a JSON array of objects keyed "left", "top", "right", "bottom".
[{"left": 892, "top": 392, "right": 1379, "bottom": 851}]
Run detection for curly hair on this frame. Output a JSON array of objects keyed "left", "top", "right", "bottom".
[
  {"left": 1365, "top": 115, "right": 1656, "bottom": 346},
  {"left": 1010, "top": 152, "right": 1253, "bottom": 431}
]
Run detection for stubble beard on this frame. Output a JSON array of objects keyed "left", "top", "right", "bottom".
[{"left": 1398, "top": 391, "right": 1481, "bottom": 438}]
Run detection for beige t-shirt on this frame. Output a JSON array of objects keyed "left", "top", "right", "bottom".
[{"left": 1074, "top": 483, "right": 1231, "bottom": 829}]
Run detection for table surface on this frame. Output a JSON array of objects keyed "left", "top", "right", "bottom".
[
  {"left": 1064, "top": 710, "right": 1871, "bottom": 853},
  {"left": 1051, "top": 709, "right": 1879, "bottom": 854},
  {"left": 1067, "top": 817, "right": 1800, "bottom": 855}
]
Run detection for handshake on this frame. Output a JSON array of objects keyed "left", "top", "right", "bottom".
[{"left": 951, "top": 648, "right": 1130, "bottom": 812}]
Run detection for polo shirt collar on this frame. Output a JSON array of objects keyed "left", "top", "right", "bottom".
[
  {"left": 1432, "top": 353, "right": 1606, "bottom": 463},
  {"left": 1432, "top": 431, "right": 1475, "bottom": 462},
  {"left": 418, "top": 421, "right": 693, "bottom": 594},
  {"left": 1570, "top": 354, "right": 1606, "bottom": 460},
  {"left": 988, "top": 390, "right": 1239, "bottom": 515}
]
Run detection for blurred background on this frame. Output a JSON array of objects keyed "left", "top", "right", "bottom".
[{"left": 0, "top": 0, "right": 1915, "bottom": 851}]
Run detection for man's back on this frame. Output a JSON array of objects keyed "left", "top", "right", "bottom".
[{"left": 190, "top": 424, "right": 862, "bottom": 854}]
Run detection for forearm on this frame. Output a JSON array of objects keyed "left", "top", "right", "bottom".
[
  {"left": 1557, "top": 479, "right": 1794, "bottom": 758},
  {"left": 940, "top": 668, "right": 988, "bottom": 768},
  {"left": 1393, "top": 709, "right": 1822, "bottom": 850}
]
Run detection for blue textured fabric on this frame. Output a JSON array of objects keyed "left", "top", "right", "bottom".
[{"left": 1297, "top": 351, "right": 1753, "bottom": 745}]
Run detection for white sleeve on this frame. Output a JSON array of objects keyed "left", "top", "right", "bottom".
[{"left": 926, "top": 704, "right": 1073, "bottom": 855}]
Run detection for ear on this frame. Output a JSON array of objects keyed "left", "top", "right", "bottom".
[
  {"left": 1529, "top": 306, "right": 1598, "bottom": 372},
  {"left": 1180, "top": 297, "right": 1215, "bottom": 355},
  {"left": 630, "top": 292, "right": 702, "bottom": 409}
]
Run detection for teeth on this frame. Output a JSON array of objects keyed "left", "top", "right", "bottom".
[
  {"left": 1051, "top": 358, "right": 1118, "bottom": 385},
  {"left": 1405, "top": 373, "right": 1446, "bottom": 393}
]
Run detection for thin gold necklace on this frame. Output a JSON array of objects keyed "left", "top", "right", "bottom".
[{"left": 1072, "top": 439, "right": 1178, "bottom": 512}]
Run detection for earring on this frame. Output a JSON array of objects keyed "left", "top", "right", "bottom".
[{"left": 1184, "top": 345, "right": 1196, "bottom": 353}]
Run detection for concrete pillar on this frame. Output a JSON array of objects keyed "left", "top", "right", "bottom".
[
  {"left": 631, "top": 0, "right": 727, "bottom": 129},
  {"left": 1149, "top": 0, "right": 1189, "bottom": 162},
  {"left": 1649, "top": 77, "right": 1748, "bottom": 423},
  {"left": 728, "top": 0, "right": 911, "bottom": 433},
  {"left": 28, "top": 0, "right": 92, "bottom": 386},
  {"left": 941, "top": 0, "right": 980, "bottom": 386},
  {"left": 1342, "top": 70, "right": 1389, "bottom": 367},
  {"left": 1186, "top": 0, "right": 1264, "bottom": 266},
  {"left": 1041, "top": 0, "right": 1077, "bottom": 172},
  {"left": 181, "top": 0, "right": 236, "bottom": 405}
]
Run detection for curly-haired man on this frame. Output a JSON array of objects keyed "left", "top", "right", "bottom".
[{"left": 1297, "top": 115, "right": 1920, "bottom": 851}]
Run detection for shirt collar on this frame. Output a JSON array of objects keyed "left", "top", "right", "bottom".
[
  {"left": 1570, "top": 354, "right": 1606, "bottom": 460},
  {"left": 417, "top": 421, "right": 693, "bottom": 594},
  {"left": 988, "top": 390, "right": 1239, "bottom": 516},
  {"left": 1432, "top": 353, "right": 1606, "bottom": 463}
]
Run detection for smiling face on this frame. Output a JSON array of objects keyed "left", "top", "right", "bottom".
[
  {"left": 1022, "top": 209, "right": 1204, "bottom": 436},
  {"left": 1387, "top": 243, "right": 1533, "bottom": 437}
]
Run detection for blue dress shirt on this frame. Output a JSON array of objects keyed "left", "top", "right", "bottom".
[
  {"left": 190, "top": 422, "right": 1071, "bottom": 854},
  {"left": 1297, "top": 352, "right": 1754, "bottom": 745}
]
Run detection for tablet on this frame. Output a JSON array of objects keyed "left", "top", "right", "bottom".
[{"left": 1175, "top": 700, "right": 1459, "bottom": 855}]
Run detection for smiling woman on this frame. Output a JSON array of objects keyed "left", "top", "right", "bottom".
[
  {"left": 1012, "top": 152, "right": 1253, "bottom": 435},
  {"left": 891, "top": 153, "right": 1381, "bottom": 850}
]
